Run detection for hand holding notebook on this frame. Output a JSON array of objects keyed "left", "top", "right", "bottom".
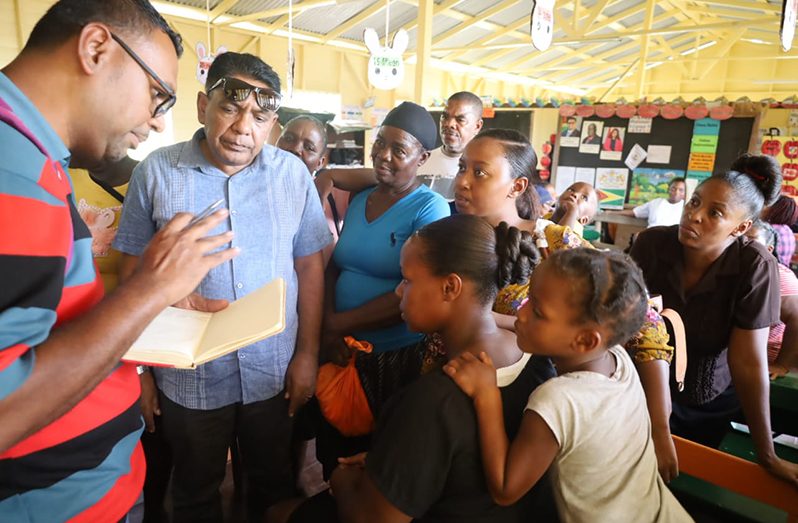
[{"left": 123, "top": 278, "right": 286, "bottom": 368}]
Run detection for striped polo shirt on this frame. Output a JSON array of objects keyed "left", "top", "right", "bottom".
[{"left": 0, "top": 73, "right": 144, "bottom": 522}]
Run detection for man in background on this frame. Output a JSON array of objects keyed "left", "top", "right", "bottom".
[{"left": 417, "top": 91, "right": 483, "bottom": 200}]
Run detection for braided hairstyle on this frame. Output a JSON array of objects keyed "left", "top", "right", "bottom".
[
  {"left": 547, "top": 249, "right": 648, "bottom": 347},
  {"left": 471, "top": 129, "right": 542, "bottom": 220},
  {"left": 414, "top": 215, "right": 541, "bottom": 306},
  {"left": 719, "top": 153, "right": 783, "bottom": 220}
]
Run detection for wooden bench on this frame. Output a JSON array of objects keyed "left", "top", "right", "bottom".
[{"left": 670, "top": 435, "right": 798, "bottom": 522}]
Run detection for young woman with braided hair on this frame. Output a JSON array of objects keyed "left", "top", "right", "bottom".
[
  {"left": 630, "top": 159, "right": 798, "bottom": 487},
  {"left": 451, "top": 129, "right": 590, "bottom": 326},
  {"left": 278, "top": 214, "right": 556, "bottom": 523}
]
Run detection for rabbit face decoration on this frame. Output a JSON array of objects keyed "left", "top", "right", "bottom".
[
  {"left": 196, "top": 42, "right": 228, "bottom": 85},
  {"left": 364, "top": 28, "right": 407, "bottom": 91},
  {"left": 530, "top": 0, "right": 555, "bottom": 51}
]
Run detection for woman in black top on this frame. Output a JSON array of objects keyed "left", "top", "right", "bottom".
[
  {"left": 279, "top": 215, "right": 556, "bottom": 523},
  {"left": 630, "top": 154, "right": 798, "bottom": 486}
]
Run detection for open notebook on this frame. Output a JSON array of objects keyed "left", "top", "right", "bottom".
[{"left": 122, "top": 278, "right": 286, "bottom": 369}]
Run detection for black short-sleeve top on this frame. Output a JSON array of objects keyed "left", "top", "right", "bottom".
[
  {"left": 365, "top": 357, "right": 555, "bottom": 523},
  {"left": 630, "top": 225, "right": 779, "bottom": 406}
]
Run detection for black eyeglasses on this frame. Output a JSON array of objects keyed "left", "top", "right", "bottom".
[
  {"left": 110, "top": 32, "right": 176, "bottom": 118},
  {"left": 207, "top": 77, "right": 282, "bottom": 112}
]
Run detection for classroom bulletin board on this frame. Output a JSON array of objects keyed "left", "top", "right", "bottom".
[{"left": 553, "top": 114, "right": 756, "bottom": 209}]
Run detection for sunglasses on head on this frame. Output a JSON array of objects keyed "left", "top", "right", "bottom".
[{"left": 207, "top": 77, "right": 282, "bottom": 112}]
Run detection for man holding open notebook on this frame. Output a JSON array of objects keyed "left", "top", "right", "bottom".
[{"left": 114, "top": 52, "right": 331, "bottom": 522}]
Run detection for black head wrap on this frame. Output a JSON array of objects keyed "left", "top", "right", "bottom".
[{"left": 381, "top": 101, "right": 437, "bottom": 151}]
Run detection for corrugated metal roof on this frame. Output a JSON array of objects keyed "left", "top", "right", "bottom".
[{"left": 155, "top": 0, "right": 792, "bottom": 98}]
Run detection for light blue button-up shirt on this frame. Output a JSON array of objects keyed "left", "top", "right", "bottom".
[{"left": 114, "top": 129, "right": 331, "bottom": 409}]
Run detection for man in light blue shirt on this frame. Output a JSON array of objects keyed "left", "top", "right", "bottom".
[{"left": 114, "top": 52, "right": 330, "bottom": 523}]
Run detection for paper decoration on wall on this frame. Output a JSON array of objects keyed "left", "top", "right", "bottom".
[
  {"left": 760, "top": 135, "right": 798, "bottom": 194},
  {"left": 364, "top": 28, "right": 407, "bottom": 90},
  {"left": 576, "top": 167, "right": 596, "bottom": 185},
  {"left": 595, "top": 104, "right": 616, "bottom": 118},
  {"left": 685, "top": 98, "right": 709, "bottom": 120},
  {"left": 709, "top": 104, "right": 734, "bottom": 120},
  {"left": 579, "top": 121, "right": 603, "bottom": 154},
  {"left": 687, "top": 118, "right": 720, "bottom": 180},
  {"left": 575, "top": 104, "right": 595, "bottom": 117},
  {"left": 625, "top": 144, "right": 647, "bottom": 170},
  {"left": 647, "top": 145, "right": 672, "bottom": 164},
  {"left": 554, "top": 166, "right": 576, "bottom": 195},
  {"left": 628, "top": 168, "right": 685, "bottom": 206},
  {"left": 661, "top": 103, "right": 684, "bottom": 120},
  {"left": 628, "top": 116, "right": 652, "bottom": 134},
  {"left": 781, "top": 0, "right": 798, "bottom": 51},
  {"left": 637, "top": 103, "right": 659, "bottom": 118},
  {"left": 789, "top": 110, "right": 798, "bottom": 134},
  {"left": 600, "top": 127, "right": 625, "bottom": 161},
  {"left": 560, "top": 115, "right": 581, "bottom": 148},
  {"left": 595, "top": 168, "right": 629, "bottom": 210},
  {"left": 559, "top": 104, "right": 576, "bottom": 117},
  {"left": 616, "top": 101, "right": 637, "bottom": 119},
  {"left": 530, "top": 0, "right": 555, "bottom": 51},
  {"left": 539, "top": 140, "right": 553, "bottom": 180},
  {"left": 196, "top": 42, "right": 227, "bottom": 85}
]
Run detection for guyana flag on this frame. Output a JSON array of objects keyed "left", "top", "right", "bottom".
[{"left": 597, "top": 188, "right": 626, "bottom": 210}]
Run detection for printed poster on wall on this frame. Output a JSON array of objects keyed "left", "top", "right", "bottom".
[
  {"left": 628, "top": 168, "right": 686, "bottom": 206},
  {"left": 579, "top": 120, "right": 603, "bottom": 155},
  {"left": 554, "top": 166, "right": 576, "bottom": 196},
  {"left": 600, "top": 126, "right": 625, "bottom": 161},
  {"left": 628, "top": 116, "right": 652, "bottom": 134},
  {"left": 575, "top": 167, "right": 596, "bottom": 186},
  {"left": 559, "top": 115, "right": 582, "bottom": 148},
  {"left": 760, "top": 136, "right": 798, "bottom": 195},
  {"left": 647, "top": 145, "right": 672, "bottom": 164},
  {"left": 625, "top": 143, "right": 647, "bottom": 170},
  {"left": 687, "top": 118, "right": 721, "bottom": 180},
  {"left": 595, "top": 168, "right": 629, "bottom": 210}
]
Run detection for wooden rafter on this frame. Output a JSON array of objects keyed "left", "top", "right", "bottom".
[
  {"left": 470, "top": 2, "right": 649, "bottom": 71},
  {"left": 552, "top": 33, "right": 700, "bottom": 86},
  {"left": 578, "top": 0, "right": 614, "bottom": 34},
  {"left": 636, "top": 0, "right": 656, "bottom": 98},
  {"left": 694, "top": 30, "right": 745, "bottom": 81},
  {"left": 437, "top": 17, "right": 528, "bottom": 61},
  {"left": 209, "top": 0, "right": 239, "bottom": 22},
  {"left": 687, "top": 0, "right": 780, "bottom": 15}
]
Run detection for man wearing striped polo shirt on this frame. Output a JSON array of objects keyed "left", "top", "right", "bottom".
[{"left": 0, "top": 1, "right": 238, "bottom": 521}]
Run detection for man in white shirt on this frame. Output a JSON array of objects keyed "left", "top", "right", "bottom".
[
  {"left": 417, "top": 91, "right": 483, "bottom": 199},
  {"left": 620, "top": 177, "right": 686, "bottom": 228}
]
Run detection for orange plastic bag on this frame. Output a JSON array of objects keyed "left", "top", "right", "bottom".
[{"left": 316, "top": 336, "right": 374, "bottom": 437}]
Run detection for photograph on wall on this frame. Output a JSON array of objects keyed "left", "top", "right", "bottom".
[
  {"left": 560, "top": 115, "right": 582, "bottom": 148},
  {"left": 599, "top": 126, "right": 625, "bottom": 161},
  {"left": 595, "top": 167, "right": 629, "bottom": 210},
  {"left": 578, "top": 120, "right": 603, "bottom": 155},
  {"left": 627, "top": 167, "right": 686, "bottom": 206}
]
